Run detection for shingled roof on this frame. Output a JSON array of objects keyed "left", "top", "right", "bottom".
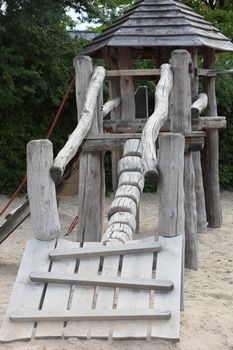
[{"left": 82, "top": 0, "right": 233, "bottom": 56}]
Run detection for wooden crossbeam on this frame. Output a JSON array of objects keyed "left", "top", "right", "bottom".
[
  {"left": 10, "top": 309, "right": 171, "bottom": 323},
  {"left": 29, "top": 271, "right": 174, "bottom": 292},
  {"left": 106, "top": 68, "right": 161, "bottom": 77},
  {"left": 49, "top": 241, "right": 161, "bottom": 260}
]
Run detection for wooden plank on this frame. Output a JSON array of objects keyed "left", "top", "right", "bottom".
[
  {"left": 0, "top": 239, "right": 55, "bottom": 342},
  {"left": 106, "top": 68, "right": 161, "bottom": 77},
  {"left": 10, "top": 309, "right": 171, "bottom": 323},
  {"left": 27, "top": 140, "right": 60, "bottom": 241},
  {"left": 158, "top": 133, "right": 185, "bottom": 237},
  {"left": 63, "top": 242, "right": 100, "bottom": 339},
  {"left": 30, "top": 272, "right": 173, "bottom": 291},
  {"left": 199, "top": 116, "right": 226, "bottom": 129},
  {"left": 50, "top": 241, "right": 161, "bottom": 260},
  {"left": 35, "top": 239, "right": 79, "bottom": 339},
  {"left": 90, "top": 249, "right": 119, "bottom": 339},
  {"left": 113, "top": 240, "right": 154, "bottom": 339},
  {"left": 151, "top": 235, "right": 182, "bottom": 340}
]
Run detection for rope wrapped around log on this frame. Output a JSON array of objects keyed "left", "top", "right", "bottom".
[
  {"left": 141, "top": 64, "right": 173, "bottom": 175},
  {"left": 50, "top": 66, "right": 106, "bottom": 183}
]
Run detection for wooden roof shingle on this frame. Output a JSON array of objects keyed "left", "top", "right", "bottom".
[{"left": 81, "top": 0, "right": 233, "bottom": 56}]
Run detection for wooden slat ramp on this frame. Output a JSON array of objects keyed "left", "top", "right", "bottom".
[{"left": 0, "top": 235, "right": 183, "bottom": 342}]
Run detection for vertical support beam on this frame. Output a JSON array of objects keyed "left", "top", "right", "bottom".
[
  {"left": 118, "top": 47, "right": 136, "bottom": 121},
  {"left": 104, "top": 48, "right": 122, "bottom": 192},
  {"left": 158, "top": 133, "right": 185, "bottom": 237},
  {"left": 171, "top": 50, "right": 198, "bottom": 270},
  {"left": 202, "top": 48, "right": 222, "bottom": 228},
  {"left": 75, "top": 56, "right": 105, "bottom": 243},
  {"left": 27, "top": 140, "right": 60, "bottom": 240},
  {"left": 191, "top": 48, "right": 207, "bottom": 233}
]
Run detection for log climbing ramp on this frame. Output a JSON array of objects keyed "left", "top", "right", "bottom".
[{"left": 1, "top": 0, "right": 233, "bottom": 343}]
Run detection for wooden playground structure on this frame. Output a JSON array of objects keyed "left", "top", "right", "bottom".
[{"left": 1, "top": 0, "right": 233, "bottom": 343}]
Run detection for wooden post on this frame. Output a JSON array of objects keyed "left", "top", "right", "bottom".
[
  {"left": 27, "top": 140, "right": 60, "bottom": 240},
  {"left": 75, "top": 56, "right": 105, "bottom": 243},
  {"left": 202, "top": 48, "right": 222, "bottom": 228},
  {"left": 118, "top": 47, "right": 135, "bottom": 121},
  {"left": 104, "top": 48, "right": 122, "bottom": 192},
  {"left": 171, "top": 50, "right": 198, "bottom": 270},
  {"left": 158, "top": 133, "right": 185, "bottom": 237},
  {"left": 191, "top": 48, "right": 207, "bottom": 233}
]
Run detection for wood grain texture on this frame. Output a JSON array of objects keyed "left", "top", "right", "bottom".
[
  {"left": 191, "top": 93, "right": 208, "bottom": 118},
  {"left": 35, "top": 239, "right": 79, "bottom": 339},
  {"left": 202, "top": 48, "right": 222, "bottom": 228},
  {"left": 141, "top": 64, "right": 173, "bottom": 174},
  {"left": 27, "top": 140, "right": 60, "bottom": 241},
  {"left": 51, "top": 64, "right": 105, "bottom": 181},
  {"left": 103, "top": 97, "right": 121, "bottom": 118},
  {"left": 157, "top": 133, "right": 185, "bottom": 238},
  {"left": 118, "top": 156, "right": 143, "bottom": 176},
  {"left": 0, "top": 239, "right": 55, "bottom": 342}
]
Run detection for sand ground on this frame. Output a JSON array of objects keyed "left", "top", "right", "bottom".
[{"left": 0, "top": 191, "right": 233, "bottom": 350}]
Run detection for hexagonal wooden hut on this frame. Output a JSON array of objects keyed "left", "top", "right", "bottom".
[{"left": 82, "top": 0, "right": 233, "bottom": 229}]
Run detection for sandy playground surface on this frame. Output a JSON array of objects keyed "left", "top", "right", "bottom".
[{"left": 0, "top": 191, "right": 233, "bottom": 350}]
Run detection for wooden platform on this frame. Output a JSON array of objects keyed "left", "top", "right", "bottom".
[{"left": 0, "top": 235, "right": 183, "bottom": 342}]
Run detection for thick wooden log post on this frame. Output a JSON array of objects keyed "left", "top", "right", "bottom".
[
  {"left": 158, "top": 133, "right": 185, "bottom": 237},
  {"left": 27, "top": 140, "right": 60, "bottom": 240},
  {"left": 75, "top": 56, "right": 105, "bottom": 243},
  {"left": 171, "top": 50, "right": 198, "bottom": 270},
  {"left": 191, "top": 48, "right": 207, "bottom": 233},
  {"left": 202, "top": 48, "right": 222, "bottom": 228},
  {"left": 104, "top": 48, "right": 122, "bottom": 192}
]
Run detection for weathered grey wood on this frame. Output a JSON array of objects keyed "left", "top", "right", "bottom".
[
  {"left": 51, "top": 65, "right": 105, "bottom": 181},
  {"left": 106, "top": 68, "right": 161, "bottom": 77},
  {"left": 197, "top": 68, "right": 216, "bottom": 77},
  {"left": 118, "top": 172, "right": 144, "bottom": 193},
  {"left": 157, "top": 133, "right": 185, "bottom": 237},
  {"left": 113, "top": 240, "right": 154, "bottom": 339},
  {"left": 111, "top": 149, "right": 122, "bottom": 192},
  {"left": 50, "top": 241, "right": 161, "bottom": 260},
  {"left": 103, "top": 97, "right": 121, "bottom": 118},
  {"left": 115, "top": 185, "right": 141, "bottom": 205},
  {"left": 30, "top": 272, "right": 173, "bottom": 291},
  {"left": 151, "top": 235, "right": 182, "bottom": 340},
  {"left": 75, "top": 57, "right": 105, "bottom": 243},
  {"left": 118, "top": 156, "right": 143, "bottom": 176},
  {"left": 118, "top": 47, "right": 135, "bottom": 121},
  {"left": 0, "top": 239, "right": 55, "bottom": 342},
  {"left": 184, "top": 154, "right": 198, "bottom": 269},
  {"left": 123, "top": 139, "right": 142, "bottom": 157},
  {"left": 90, "top": 247, "right": 120, "bottom": 338},
  {"left": 191, "top": 93, "right": 208, "bottom": 118},
  {"left": 108, "top": 212, "right": 137, "bottom": 232},
  {"left": 103, "top": 222, "right": 133, "bottom": 240},
  {"left": 108, "top": 197, "right": 137, "bottom": 220},
  {"left": 202, "top": 49, "right": 222, "bottom": 228},
  {"left": 192, "top": 152, "right": 207, "bottom": 233},
  {"left": 35, "top": 239, "right": 79, "bottom": 339},
  {"left": 198, "top": 116, "right": 226, "bottom": 129},
  {"left": 141, "top": 64, "right": 173, "bottom": 174},
  {"left": 171, "top": 50, "right": 198, "bottom": 270},
  {"left": 10, "top": 309, "right": 171, "bottom": 323},
  {"left": 190, "top": 48, "right": 207, "bottom": 237},
  {"left": 27, "top": 140, "right": 60, "bottom": 241},
  {"left": 170, "top": 50, "right": 192, "bottom": 133},
  {"left": 64, "top": 242, "right": 100, "bottom": 338}
]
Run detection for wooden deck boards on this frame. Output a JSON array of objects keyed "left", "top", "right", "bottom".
[{"left": 0, "top": 236, "right": 183, "bottom": 342}]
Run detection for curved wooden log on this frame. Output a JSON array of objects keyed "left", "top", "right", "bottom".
[
  {"left": 104, "top": 223, "right": 133, "bottom": 240},
  {"left": 103, "top": 97, "right": 121, "bottom": 118},
  {"left": 108, "top": 197, "right": 137, "bottom": 219},
  {"left": 123, "top": 139, "right": 142, "bottom": 157},
  {"left": 118, "top": 172, "right": 144, "bottom": 193},
  {"left": 118, "top": 156, "right": 143, "bottom": 176},
  {"left": 141, "top": 64, "right": 173, "bottom": 175},
  {"left": 51, "top": 66, "right": 106, "bottom": 182},
  {"left": 191, "top": 93, "right": 208, "bottom": 118},
  {"left": 115, "top": 185, "right": 141, "bottom": 206},
  {"left": 108, "top": 212, "right": 137, "bottom": 232}
]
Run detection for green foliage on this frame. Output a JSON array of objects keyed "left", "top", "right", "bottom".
[{"left": 0, "top": 0, "right": 82, "bottom": 193}]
